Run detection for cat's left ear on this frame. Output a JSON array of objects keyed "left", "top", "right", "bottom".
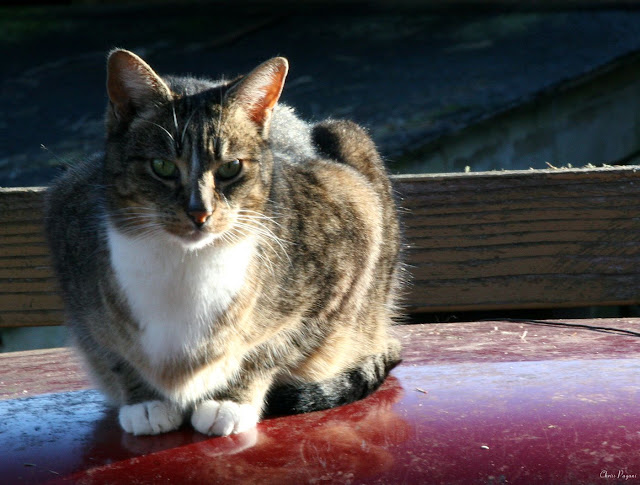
[{"left": 228, "top": 57, "right": 288, "bottom": 136}]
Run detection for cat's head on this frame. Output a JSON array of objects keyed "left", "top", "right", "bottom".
[{"left": 103, "top": 49, "right": 288, "bottom": 250}]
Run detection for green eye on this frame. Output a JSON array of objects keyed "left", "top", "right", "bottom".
[
  {"left": 151, "top": 159, "right": 178, "bottom": 179},
  {"left": 216, "top": 160, "right": 242, "bottom": 181}
]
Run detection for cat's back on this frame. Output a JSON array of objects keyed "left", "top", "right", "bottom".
[
  {"left": 269, "top": 105, "right": 316, "bottom": 162},
  {"left": 45, "top": 156, "right": 109, "bottom": 296}
]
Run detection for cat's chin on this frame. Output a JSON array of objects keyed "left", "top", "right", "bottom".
[{"left": 171, "top": 230, "right": 217, "bottom": 251}]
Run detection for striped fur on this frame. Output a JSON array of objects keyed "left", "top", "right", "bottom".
[{"left": 45, "top": 49, "right": 402, "bottom": 436}]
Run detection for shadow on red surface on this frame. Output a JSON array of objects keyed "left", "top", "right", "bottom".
[{"left": 3, "top": 321, "right": 640, "bottom": 484}]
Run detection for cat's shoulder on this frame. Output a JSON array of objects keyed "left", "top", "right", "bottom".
[
  {"left": 45, "top": 155, "right": 107, "bottom": 244},
  {"left": 47, "top": 154, "right": 104, "bottom": 202},
  {"left": 269, "top": 105, "right": 316, "bottom": 162}
]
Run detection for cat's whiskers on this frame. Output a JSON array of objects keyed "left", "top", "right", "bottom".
[
  {"left": 224, "top": 216, "right": 282, "bottom": 274},
  {"left": 220, "top": 193, "right": 232, "bottom": 210},
  {"left": 237, "top": 209, "right": 284, "bottom": 228},
  {"left": 226, "top": 225, "right": 277, "bottom": 277},
  {"left": 181, "top": 110, "right": 197, "bottom": 147},
  {"left": 127, "top": 223, "right": 166, "bottom": 241},
  {"left": 138, "top": 119, "right": 175, "bottom": 145},
  {"left": 112, "top": 206, "right": 159, "bottom": 216},
  {"left": 233, "top": 216, "right": 291, "bottom": 266},
  {"left": 118, "top": 222, "right": 163, "bottom": 238},
  {"left": 234, "top": 217, "right": 287, "bottom": 244},
  {"left": 113, "top": 206, "right": 160, "bottom": 214},
  {"left": 112, "top": 207, "right": 160, "bottom": 233},
  {"left": 232, "top": 232, "right": 285, "bottom": 280},
  {"left": 213, "top": 81, "right": 225, "bottom": 156},
  {"left": 114, "top": 210, "right": 156, "bottom": 220},
  {"left": 234, "top": 213, "right": 287, "bottom": 239},
  {"left": 171, "top": 101, "right": 180, "bottom": 149},
  {"left": 219, "top": 229, "right": 251, "bottom": 261},
  {"left": 111, "top": 207, "right": 165, "bottom": 240}
]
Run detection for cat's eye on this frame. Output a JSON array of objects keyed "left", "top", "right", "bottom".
[
  {"left": 216, "top": 160, "right": 242, "bottom": 181},
  {"left": 151, "top": 159, "right": 179, "bottom": 179}
]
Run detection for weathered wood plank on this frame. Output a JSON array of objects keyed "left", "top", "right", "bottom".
[
  {"left": 0, "top": 310, "right": 65, "bottom": 327},
  {"left": 0, "top": 293, "right": 64, "bottom": 312},
  {"left": 1, "top": 166, "right": 639, "bottom": 326},
  {"left": 395, "top": 166, "right": 640, "bottom": 311},
  {"left": 0, "top": 279, "right": 58, "bottom": 293}
]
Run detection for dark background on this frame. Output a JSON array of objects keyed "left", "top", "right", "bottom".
[
  {"left": 2, "top": 1, "right": 640, "bottom": 350},
  {"left": 3, "top": 1, "right": 640, "bottom": 186}
]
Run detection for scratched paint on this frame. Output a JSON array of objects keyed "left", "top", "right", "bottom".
[{"left": 1, "top": 357, "right": 640, "bottom": 484}]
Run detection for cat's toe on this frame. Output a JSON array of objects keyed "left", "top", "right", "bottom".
[
  {"left": 118, "top": 400, "right": 183, "bottom": 435},
  {"left": 191, "top": 400, "right": 259, "bottom": 436}
]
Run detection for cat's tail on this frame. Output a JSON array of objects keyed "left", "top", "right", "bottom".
[
  {"left": 265, "top": 341, "right": 402, "bottom": 416},
  {"left": 312, "top": 119, "right": 391, "bottom": 194}
]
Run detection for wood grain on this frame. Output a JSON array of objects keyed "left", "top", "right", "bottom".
[
  {"left": 1, "top": 166, "right": 639, "bottom": 326},
  {"left": 0, "top": 188, "right": 64, "bottom": 326},
  {"left": 395, "top": 166, "right": 640, "bottom": 312}
]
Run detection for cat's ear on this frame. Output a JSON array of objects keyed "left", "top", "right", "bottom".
[
  {"left": 228, "top": 57, "right": 288, "bottom": 136},
  {"left": 107, "top": 49, "right": 171, "bottom": 122}
]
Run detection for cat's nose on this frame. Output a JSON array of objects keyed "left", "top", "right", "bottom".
[{"left": 188, "top": 210, "right": 212, "bottom": 227}]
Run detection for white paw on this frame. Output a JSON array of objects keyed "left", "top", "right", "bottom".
[
  {"left": 118, "top": 400, "right": 183, "bottom": 435},
  {"left": 191, "top": 400, "right": 259, "bottom": 436}
]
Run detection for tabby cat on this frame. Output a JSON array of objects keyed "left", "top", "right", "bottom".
[{"left": 45, "top": 49, "right": 402, "bottom": 436}]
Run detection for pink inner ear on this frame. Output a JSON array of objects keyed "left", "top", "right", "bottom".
[
  {"left": 107, "top": 53, "right": 132, "bottom": 113},
  {"left": 247, "top": 60, "right": 288, "bottom": 126}
]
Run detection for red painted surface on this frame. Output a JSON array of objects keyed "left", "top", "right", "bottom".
[
  {"left": 0, "top": 348, "right": 89, "bottom": 400},
  {"left": 2, "top": 320, "right": 640, "bottom": 484}
]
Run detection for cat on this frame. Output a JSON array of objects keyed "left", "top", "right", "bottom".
[{"left": 45, "top": 49, "right": 402, "bottom": 436}]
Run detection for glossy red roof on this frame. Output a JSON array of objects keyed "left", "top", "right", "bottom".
[{"left": 2, "top": 319, "right": 639, "bottom": 484}]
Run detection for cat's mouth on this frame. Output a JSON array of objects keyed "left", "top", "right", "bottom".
[{"left": 172, "top": 227, "right": 217, "bottom": 250}]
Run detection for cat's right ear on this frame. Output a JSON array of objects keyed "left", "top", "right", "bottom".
[{"left": 107, "top": 49, "right": 171, "bottom": 123}]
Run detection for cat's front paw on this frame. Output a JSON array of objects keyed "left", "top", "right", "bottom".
[
  {"left": 191, "top": 400, "right": 259, "bottom": 436},
  {"left": 119, "top": 400, "right": 183, "bottom": 435}
]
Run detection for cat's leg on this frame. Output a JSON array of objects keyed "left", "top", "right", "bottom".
[
  {"left": 78, "top": 346, "right": 184, "bottom": 435},
  {"left": 114, "top": 364, "right": 184, "bottom": 435},
  {"left": 191, "top": 372, "right": 273, "bottom": 436}
]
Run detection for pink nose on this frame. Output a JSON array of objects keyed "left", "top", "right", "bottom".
[{"left": 188, "top": 211, "right": 212, "bottom": 226}]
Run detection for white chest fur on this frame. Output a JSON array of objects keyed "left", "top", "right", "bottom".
[{"left": 107, "top": 227, "right": 254, "bottom": 363}]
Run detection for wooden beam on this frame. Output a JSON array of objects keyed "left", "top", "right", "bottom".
[
  {"left": 395, "top": 166, "right": 640, "bottom": 312},
  {"left": 1, "top": 166, "right": 639, "bottom": 326},
  {"left": 0, "top": 188, "right": 63, "bottom": 327}
]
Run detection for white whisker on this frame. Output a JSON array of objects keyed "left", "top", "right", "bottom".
[
  {"left": 171, "top": 102, "right": 179, "bottom": 136},
  {"left": 139, "top": 119, "right": 175, "bottom": 143},
  {"left": 213, "top": 81, "right": 225, "bottom": 155},
  {"left": 181, "top": 110, "right": 197, "bottom": 146},
  {"left": 227, "top": 225, "right": 276, "bottom": 277},
  {"left": 221, "top": 193, "right": 231, "bottom": 210},
  {"left": 231, "top": 214, "right": 292, "bottom": 266}
]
